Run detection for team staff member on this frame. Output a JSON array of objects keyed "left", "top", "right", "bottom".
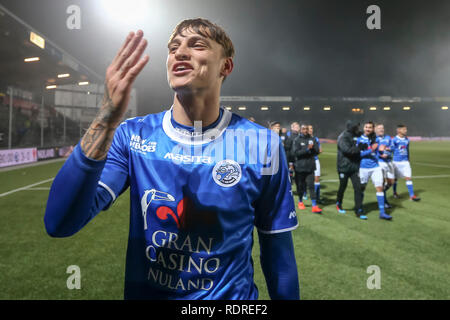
[
  {"left": 284, "top": 122, "right": 300, "bottom": 188},
  {"left": 291, "top": 124, "right": 322, "bottom": 213},
  {"left": 44, "top": 19, "right": 299, "bottom": 300},
  {"left": 336, "top": 120, "right": 364, "bottom": 216}
]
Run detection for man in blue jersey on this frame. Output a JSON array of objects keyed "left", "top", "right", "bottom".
[
  {"left": 375, "top": 123, "right": 395, "bottom": 208},
  {"left": 308, "top": 125, "right": 322, "bottom": 203},
  {"left": 356, "top": 121, "right": 392, "bottom": 220},
  {"left": 44, "top": 19, "right": 299, "bottom": 300},
  {"left": 391, "top": 124, "right": 421, "bottom": 201}
]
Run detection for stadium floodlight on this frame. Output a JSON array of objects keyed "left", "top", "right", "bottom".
[
  {"left": 24, "top": 57, "right": 40, "bottom": 62},
  {"left": 58, "top": 74, "right": 70, "bottom": 78},
  {"left": 46, "top": 85, "right": 57, "bottom": 89},
  {"left": 369, "top": 106, "right": 377, "bottom": 111},
  {"left": 323, "top": 106, "right": 331, "bottom": 111},
  {"left": 403, "top": 106, "right": 411, "bottom": 110},
  {"left": 225, "top": 106, "right": 232, "bottom": 110},
  {"left": 383, "top": 106, "right": 391, "bottom": 110},
  {"left": 260, "top": 106, "right": 269, "bottom": 111},
  {"left": 238, "top": 106, "right": 247, "bottom": 111},
  {"left": 441, "top": 106, "right": 448, "bottom": 110},
  {"left": 30, "top": 31, "right": 45, "bottom": 49},
  {"left": 282, "top": 106, "right": 290, "bottom": 111},
  {"left": 303, "top": 106, "right": 311, "bottom": 111},
  {"left": 78, "top": 81, "right": 89, "bottom": 86}
]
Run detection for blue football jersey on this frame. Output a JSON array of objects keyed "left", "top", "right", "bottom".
[
  {"left": 377, "top": 135, "right": 393, "bottom": 163},
  {"left": 392, "top": 135, "right": 410, "bottom": 161},
  {"left": 98, "top": 106, "right": 298, "bottom": 300},
  {"left": 357, "top": 135, "right": 379, "bottom": 169},
  {"left": 314, "top": 136, "right": 320, "bottom": 160}
]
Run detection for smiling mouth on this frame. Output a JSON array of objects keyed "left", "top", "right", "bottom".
[{"left": 172, "top": 63, "right": 194, "bottom": 74}]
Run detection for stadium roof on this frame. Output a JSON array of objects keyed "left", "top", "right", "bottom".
[{"left": 0, "top": 4, "right": 102, "bottom": 94}]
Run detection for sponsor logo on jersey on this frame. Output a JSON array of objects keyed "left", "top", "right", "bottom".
[
  {"left": 140, "top": 189, "right": 220, "bottom": 292},
  {"left": 212, "top": 159, "right": 242, "bottom": 187},
  {"left": 164, "top": 152, "right": 213, "bottom": 164},
  {"left": 141, "top": 189, "right": 175, "bottom": 230},
  {"left": 130, "top": 134, "right": 157, "bottom": 154}
]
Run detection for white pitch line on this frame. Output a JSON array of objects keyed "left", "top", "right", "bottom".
[
  {"left": 413, "top": 162, "right": 450, "bottom": 169},
  {"left": 0, "top": 178, "right": 54, "bottom": 198},
  {"left": 26, "top": 187, "right": 51, "bottom": 191},
  {"left": 321, "top": 174, "right": 450, "bottom": 183}
]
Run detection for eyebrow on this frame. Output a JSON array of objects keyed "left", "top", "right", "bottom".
[{"left": 168, "top": 34, "right": 211, "bottom": 48}]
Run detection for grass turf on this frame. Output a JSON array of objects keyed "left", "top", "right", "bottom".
[{"left": 0, "top": 141, "right": 449, "bottom": 299}]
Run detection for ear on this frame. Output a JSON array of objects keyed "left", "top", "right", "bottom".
[{"left": 220, "top": 57, "right": 234, "bottom": 78}]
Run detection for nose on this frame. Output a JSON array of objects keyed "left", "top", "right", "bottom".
[{"left": 175, "top": 42, "right": 190, "bottom": 61}]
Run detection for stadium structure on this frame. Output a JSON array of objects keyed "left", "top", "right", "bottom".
[{"left": 0, "top": 4, "right": 137, "bottom": 167}]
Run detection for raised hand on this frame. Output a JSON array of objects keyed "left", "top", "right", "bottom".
[
  {"left": 103, "top": 30, "right": 149, "bottom": 127},
  {"left": 81, "top": 30, "right": 149, "bottom": 160}
]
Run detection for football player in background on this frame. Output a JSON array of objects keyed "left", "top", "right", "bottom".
[
  {"left": 391, "top": 124, "right": 421, "bottom": 201},
  {"left": 375, "top": 123, "right": 395, "bottom": 208},
  {"left": 357, "top": 121, "right": 392, "bottom": 220},
  {"left": 308, "top": 125, "right": 322, "bottom": 203}
]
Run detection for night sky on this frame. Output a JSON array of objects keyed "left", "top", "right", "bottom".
[{"left": 1, "top": 0, "right": 450, "bottom": 114}]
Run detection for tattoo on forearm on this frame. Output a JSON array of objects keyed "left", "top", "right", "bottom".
[{"left": 80, "top": 85, "right": 119, "bottom": 160}]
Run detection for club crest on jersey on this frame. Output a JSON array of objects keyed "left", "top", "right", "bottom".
[{"left": 212, "top": 159, "right": 242, "bottom": 187}]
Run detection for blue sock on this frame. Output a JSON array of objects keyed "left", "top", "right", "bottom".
[
  {"left": 314, "top": 182, "right": 321, "bottom": 199},
  {"left": 312, "top": 199, "right": 317, "bottom": 206},
  {"left": 393, "top": 181, "right": 397, "bottom": 193},
  {"left": 406, "top": 181, "right": 414, "bottom": 197},
  {"left": 376, "top": 192, "right": 386, "bottom": 215}
]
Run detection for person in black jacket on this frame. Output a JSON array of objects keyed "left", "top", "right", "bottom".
[
  {"left": 284, "top": 122, "right": 300, "bottom": 187},
  {"left": 292, "top": 124, "right": 322, "bottom": 213},
  {"left": 336, "top": 120, "right": 365, "bottom": 217}
]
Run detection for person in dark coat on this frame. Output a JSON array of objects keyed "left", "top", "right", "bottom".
[
  {"left": 336, "top": 120, "right": 365, "bottom": 217},
  {"left": 284, "top": 122, "right": 300, "bottom": 187},
  {"left": 291, "top": 124, "right": 322, "bottom": 213}
]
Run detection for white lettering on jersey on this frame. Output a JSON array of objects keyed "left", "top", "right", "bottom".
[
  {"left": 164, "top": 152, "right": 213, "bottom": 165},
  {"left": 130, "top": 134, "right": 157, "bottom": 154}
]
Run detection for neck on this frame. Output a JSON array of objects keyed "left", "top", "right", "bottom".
[
  {"left": 398, "top": 134, "right": 405, "bottom": 138},
  {"left": 172, "top": 89, "right": 221, "bottom": 127}
]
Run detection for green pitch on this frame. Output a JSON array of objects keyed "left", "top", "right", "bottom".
[{"left": 0, "top": 141, "right": 449, "bottom": 299}]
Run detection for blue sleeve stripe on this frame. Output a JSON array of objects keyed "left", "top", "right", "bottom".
[
  {"left": 257, "top": 222, "right": 299, "bottom": 234},
  {"left": 98, "top": 181, "right": 116, "bottom": 202}
]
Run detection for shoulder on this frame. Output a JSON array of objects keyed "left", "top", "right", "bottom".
[
  {"left": 117, "top": 111, "right": 166, "bottom": 134},
  {"left": 227, "top": 111, "right": 268, "bottom": 132},
  {"left": 227, "top": 112, "right": 280, "bottom": 144}
]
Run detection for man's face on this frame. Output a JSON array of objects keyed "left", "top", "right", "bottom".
[
  {"left": 166, "top": 28, "right": 231, "bottom": 92},
  {"left": 301, "top": 125, "right": 308, "bottom": 135},
  {"left": 397, "top": 126, "right": 407, "bottom": 136},
  {"left": 271, "top": 124, "right": 281, "bottom": 134},
  {"left": 364, "top": 123, "right": 374, "bottom": 136},
  {"left": 308, "top": 125, "right": 313, "bottom": 136},
  {"left": 375, "top": 125, "right": 384, "bottom": 136},
  {"left": 291, "top": 123, "right": 300, "bottom": 133}
]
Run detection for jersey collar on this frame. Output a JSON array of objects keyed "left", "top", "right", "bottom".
[{"left": 162, "top": 105, "right": 232, "bottom": 145}]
